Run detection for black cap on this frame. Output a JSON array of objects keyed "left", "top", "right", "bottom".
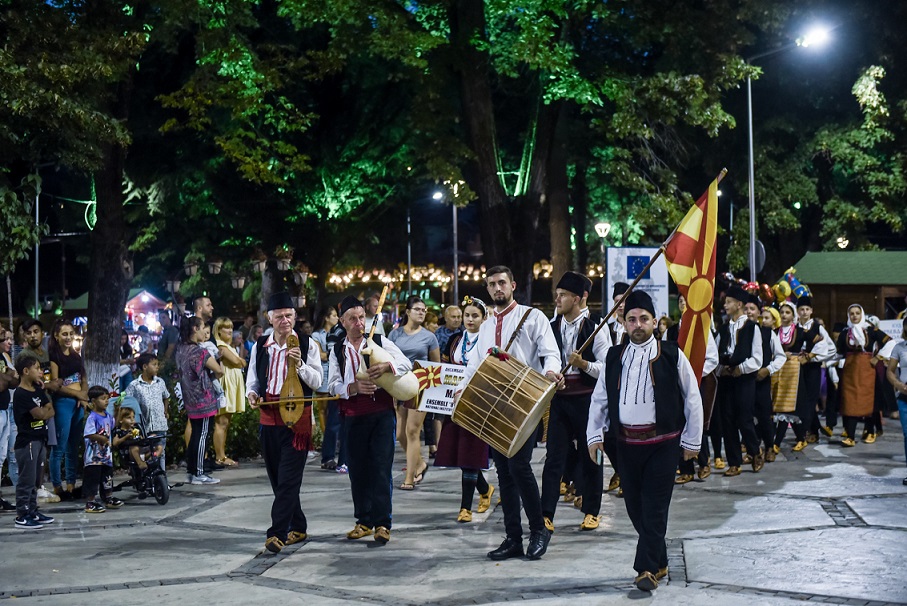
[
  {"left": 797, "top": 295, "right": 812, "bottom": 308},
  {"left": 556, "top": 271, "right": 588, "bottom": 297},
  {"left": 623, "top": 290, "right": 656, "bottom": 317},
  {"left": 268, "top": 291, "right": 295, "bottom": 311},
  {"left": 612, "top": 282, "right": 630, "bottom": 299},
  {"left": 338, "top": 295, "right": 363, "bottom": 317},
  {"left": 725, "top": 285, "right": 748, "bottom": 303},
  {"left": 747, "top": 294, "right": 762, "bottom": 308},
  {"left": 582, "top": 275, "right": 593, "bottom": 295}
]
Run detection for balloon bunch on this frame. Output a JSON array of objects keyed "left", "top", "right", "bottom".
[
  {"left": 719, "top": 272, "right": 777, "bottom": 303},
  {"left": 772, "top": 267, "right": 811, "bottom": 303}
]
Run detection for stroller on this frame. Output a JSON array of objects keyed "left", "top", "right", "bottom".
[{"left": 115, "top": 433, "right": 171, "bottom": 505}]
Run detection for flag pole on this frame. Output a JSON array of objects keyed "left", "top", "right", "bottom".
[{"left": 561, "top": 168, "right": 727, "bottom": 374}]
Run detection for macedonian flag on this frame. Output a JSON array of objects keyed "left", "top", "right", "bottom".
[{"left": 663, "top": 175, "right": 721, "bottom": 384}]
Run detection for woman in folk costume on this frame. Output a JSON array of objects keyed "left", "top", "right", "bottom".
[
  {"left": 772, "top": 301, "right": 806, "bottom": 451},
  {"left": 433, "top": 296, "right": 494, "bottom": 522},
  {"left": 837, "top": 304, "right": 890, "bottom": 446}
]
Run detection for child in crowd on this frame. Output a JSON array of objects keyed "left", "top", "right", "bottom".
[
  {"left": 199, "top": 326, "right": 226, "bottom": 410},
  {"left": 11, "top": 354, "right": 55, "bottom": 529},
  {"left": 124, "top": 353, "right": 170, "bottom": 469},
  {"left": 114, "top": 407, "right": 162, "bottom": 471},
  {"left": 83, "top": 386, "right": 123, "bottom": 513}
]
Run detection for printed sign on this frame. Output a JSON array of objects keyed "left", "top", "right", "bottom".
[
  {"left": 412, "top": 361, "right": 467, "bottom": 416},
  {"left": 606, "top": 246, "right": 670, "bottom": 319},
  {"left": 878, "top": 320, "right": 903, "bottom": 342}
]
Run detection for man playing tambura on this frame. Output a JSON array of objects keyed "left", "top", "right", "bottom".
[
  {"left": 587, "top": 290, "right": 703, "bottom": 592},
  {"left": 541, "top": 272, "right": 611, "bottom": 533},
  {"left": 328, "top": 296, "right": 411, "bottom": 546},
  {"left": 460, "top": 265, "right": 563, "bottom": 561},
  {"left": 246, "top": 292, "right": 323, "bottom": 554}
]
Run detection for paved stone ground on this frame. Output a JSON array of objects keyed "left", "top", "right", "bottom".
[{"left": 1, "top": 424, "right": 906, "bottom": 605}]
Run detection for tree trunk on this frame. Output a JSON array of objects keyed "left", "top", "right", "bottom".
[
  {"left": 84, "top": 144, "right": 131, "bottom": 389},
  {"left": 450, "top": 0, "right": 511, "bottom": 272},
  {"left": 259, "top": 265, "right": 277, "bottom": 323},
  {"left": 547, "top": 104, "right": 571, "bottom": 301}
]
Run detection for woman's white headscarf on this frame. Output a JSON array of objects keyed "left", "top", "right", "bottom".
[{"left": 846, "top": 304, "right": 870, "bottom": 349}]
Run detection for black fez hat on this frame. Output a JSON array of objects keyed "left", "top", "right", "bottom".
[
  {"left": 747, "top": 294, "right": 762, "bottom": 308},
  {"left": 623, "top": 290, "right": 656, "bottom": 317},
  {"left": 797, "top": 295, "right": 812, "bottom": 308},
  {"left": 268, "top": 291, "right": 295, "bottom": 311},
  {"left": 556, "top": 271, "right": 588, "bottom": 297},
  {"left": 612, "top": 282, "right": 630, "bottom": 299},
  {"left": 725, "top": 284, "right": 748, "bottom": 303},
  {"left": 338, "top": 295, "right": 363, "bottom": 317},
  {"left": 582, "top": 275, "right": 593, "bottom": 295}
]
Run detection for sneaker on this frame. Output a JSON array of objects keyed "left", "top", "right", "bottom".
[
  {"left": 37, "top": 486, "right": 60, "bottom": 503},
  {"left": 84, "top": 502, "right": 106, "bottom": 514},
  {"left": 335, "top": 464, "right": 348, "bottom": 474},
  {"left": 189, "top": 474, "right": 221, "bottom": 485},
  {"left": 105, "top": 497, "right": 125, "bottom": 509},
  {"left": 15, "top": 516, "right": 42, "bottom": 529},
  {"left": 0, "top": 498, "right": 16, "bottom": 513},
  {"left": 31, "top": 510, "right": 54, "bottom": 524}
]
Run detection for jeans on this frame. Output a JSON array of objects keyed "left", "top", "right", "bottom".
[
  {"left": 898, "top": 396, "right": 907, "bottom": 466},
  {"left": 49, "top": 397, "right": 83, "bottom": 487},
  {"left": 0, "top": 409, "right": 13, "bottom": 486},
  {"left": 321, "top": 401, "right": 341, "bottom": 464},
  {"left": 7, "top": 410, "right": 17, "bottom": 484}
]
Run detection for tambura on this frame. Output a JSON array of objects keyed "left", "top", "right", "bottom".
[{"left": 453, "top": 354, "right": 556, "bottom": 457}]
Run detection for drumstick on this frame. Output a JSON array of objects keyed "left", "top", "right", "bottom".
[{"left": 368, "top": 284, "right": 390, "bottom": 341}]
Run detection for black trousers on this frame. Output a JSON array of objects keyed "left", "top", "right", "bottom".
[
  {"left": 618, "top": 435, "right": 680, "bottom": 575},
  {"left": 347, "top": 410, "right": 395, "bottom": 529},
  {"left": 708, "top": 395, "right": 724, "bottom": 459},
  {"left": 678, "top": 431, "right": 710, "bottom": 474},
  {"left": 794, "top": 364, "right": 821, "bottom": 441},
  {"left": 187, "top": 416, "right": 213, "bottom": 477},
  {"left": 491, "top": 436, "right": 544, "bottom": 540},
  {"left": 541, "top": 394, "right": 603, "bottom": 519},
  {"left": 825, "top": 373, "right": 839, "bottom": 428},
  {"left": 83, "top": 464, "right": 113, "bottom": 502},
  {"left": 754, "top": 376, "right": 774, "bottom": 452},
  {"left": 260, "top": 424, "right": 307, "bottom": 541},
  {"left": 719, "top": 373, "right": 760, "bottom": 467}
]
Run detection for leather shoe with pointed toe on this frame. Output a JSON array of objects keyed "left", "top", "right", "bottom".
[
  {"left": 487, "top": 537, "right": 524, "bottom": 561},
  {"left": 526, "top": 529, "right": 551, "bottom": 560}
]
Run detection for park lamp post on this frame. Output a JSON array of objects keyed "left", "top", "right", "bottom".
[
  {"left": 434, "top": 189, "right": 460, "bottom": 305},
  {"left": 746, "top": 24, "right": 831, "bottom": 282},
  {"left": 595, "top": 221, "right": 611, "bottom": 315}
]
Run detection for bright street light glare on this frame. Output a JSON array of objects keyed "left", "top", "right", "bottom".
[
  {"left": 432, "top": 191, "right": 443, "bottom": 200},
  {"left": 716, "top": 189, "right": 723, "bottom": 197},
  {"left": 798, "top": 26, "right": 830, "bottom": 48},
  {"left": 594, "top": 222, "right": 611, "bottom": 239}
]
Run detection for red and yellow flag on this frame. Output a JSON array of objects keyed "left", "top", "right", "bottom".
[
  {"left": 413, "top": 364, "right": 443, "bottom": 391},
  {"left": 664, "top": 177, "right": 720, "bottom": 384}
]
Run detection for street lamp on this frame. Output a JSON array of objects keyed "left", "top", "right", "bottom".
[
  {"left": 434, "top": 190, "right": 459, "bottom": 304},
  {"left": 746, "top": 24, "right": 831, "bottom": 281},
  {"left": 595, "top": 222, "right": 611, "bottom": 315}
]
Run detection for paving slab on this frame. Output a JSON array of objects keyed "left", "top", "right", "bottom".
[
  {"left": 846, "top": 496, "right": 907, "bottom": 529},
  {"left": 684, "top": 526, "right": 907, "bottom": 604}
]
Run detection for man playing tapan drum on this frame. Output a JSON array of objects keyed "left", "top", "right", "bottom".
[{"left": 459, "top": 265, "right": 563, "bottom": 561}]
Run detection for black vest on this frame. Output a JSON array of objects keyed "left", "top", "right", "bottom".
[
  {"left": 718, "top": 319, "right": 757, "bottom": 367},
  {"left": 253, "top": 334, "right": 313, "bottom": 397},
  {"left": 759, "top": 326, "right": 773, "bottom": 369},
  {"left": 551, "top": 315, "right": 599, "bottom": 387},
  {"left": 604, "top": 340, "right": 685, "bottom": 437},
  {"left": 801, "top": 321, "right": 821, "bottom": 354},
  {"left": 333, "top": 335, "right": 382, "bottom": 381}
]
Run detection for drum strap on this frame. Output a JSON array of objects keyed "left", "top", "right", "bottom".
[{"left": 504, "top": 309, "right": 534, "bottom": 353}]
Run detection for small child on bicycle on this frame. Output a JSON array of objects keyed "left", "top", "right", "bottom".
[
  {"left": 113, "top": 407, "right": 162, "bottom": 471},
  {"left": 84, "top": 386, "right": 124, "bottom": 513}
]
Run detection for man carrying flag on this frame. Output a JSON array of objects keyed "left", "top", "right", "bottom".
[{"left": 664, "top": 175, "right": 723, "bottom": 483}]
